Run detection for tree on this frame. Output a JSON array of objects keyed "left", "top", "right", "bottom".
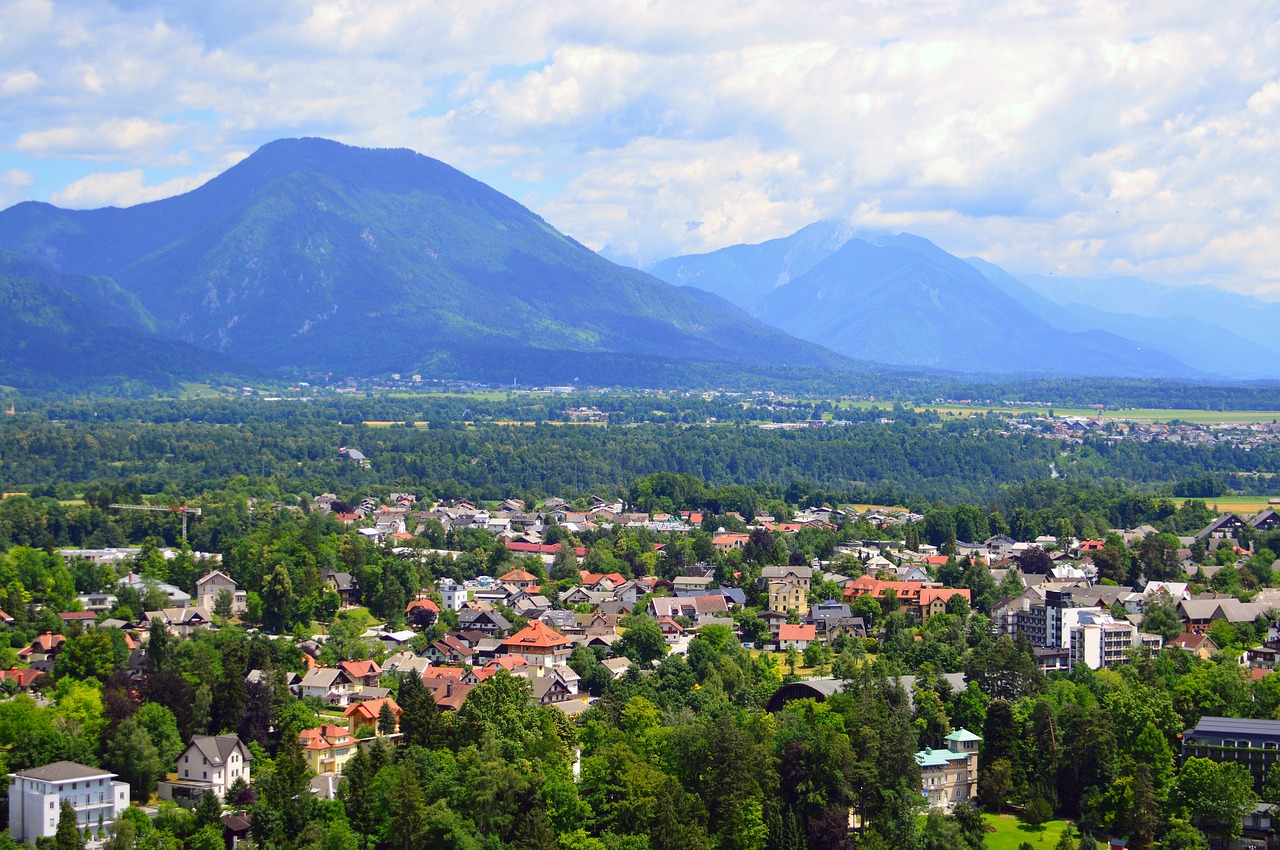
[
  {"left": 55, "top": 800, "right": 84, "bottom": 850},
  {"left": 261, "top": 564, "right": 294, "bottom": 633},
  {"left": 615, "top": 618, "right": 668, "bottom": 666},
  {"left": 397, "top": 673, "right": 443, "bottom": 749},
  {"left": 194, "top": 789, "right": 223, "bottom": 829},
  {"left": 105, "top": 717, "right": 162, "bottom": 802},
  {"left": 1141, "top": 594, "right": 1184, "bottom": 644},
  {"left": 384, "top": 764, "right": 426, "bottom": 850},
  {"left": 134, "top": 702, "right": 184, "bottom": 771},
  {"left": 213, "top": 588, "right": 234, "bottom": 619},
  {"left": 1174, "top": 757, "right": 1257, "bottom": 840},
  {"left": 378, "top": 700, "right": 398, "bottom": 736},
  {"left": 1126, "top": 765, "right": 1158, "bottom": 850},
  {"left": 1024, "top": 797, "right": 1053, "bottom": 828},
  {"left": 54, "top": 629, "right": 116, "bottom": 681},
  {"left": 981, "top": 758, "right": 1013, "bottom": 814}
]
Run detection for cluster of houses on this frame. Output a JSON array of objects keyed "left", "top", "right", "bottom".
[{"left": 1012, "top": 411, "right": 1280, "bottom": 450}]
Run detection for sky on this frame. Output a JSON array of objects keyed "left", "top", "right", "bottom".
[{"left": 3, "top": 0, "right": 1280, "bottom": 296}]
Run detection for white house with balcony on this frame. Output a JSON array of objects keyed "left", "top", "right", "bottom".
[
  {"left": 7, "top": 761, "right": 129, "bottom": 841},
  {"left": 158, "top": 735, "right": 253, "bottom": 806}
]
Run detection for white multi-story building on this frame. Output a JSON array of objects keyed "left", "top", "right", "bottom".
[
  {"left": 7, "top": 761, "right": 129, "bottom": 841},
  {"left": 439, "top": 578, "right": 467, "bottom": 611},
  {"left": 1068, "top": 610, "right": 1163, "bottom": 669}
]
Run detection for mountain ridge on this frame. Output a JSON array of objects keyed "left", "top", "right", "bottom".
[
  {"left": 652, "top": 223, "right": 1202, "bottom": 378},
  {"left": 0, "top": 139, "right": 860, "bottom": 382}
]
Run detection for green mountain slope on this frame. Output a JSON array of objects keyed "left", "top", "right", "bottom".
[
  {"left": 0, "top": 139, "right": 856, "bottom": 378},
  {"left": 0, "top": 261, "right": 242, "bottom": 392}
]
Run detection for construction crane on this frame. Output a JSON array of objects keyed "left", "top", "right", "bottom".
[{"left": 108, "top": 504, "right": 203, "bottom": 542}]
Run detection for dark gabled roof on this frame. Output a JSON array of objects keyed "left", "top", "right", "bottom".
[
  {"left": 187, "top": 734, "right": 252, "bottom": 766},
  {"left": 13, "top": 761, "right": 113, "bottom": 782}
]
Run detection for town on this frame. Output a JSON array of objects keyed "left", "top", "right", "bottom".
[{"left": 4, "top": 480, "right": 1280, "bottom": 850}]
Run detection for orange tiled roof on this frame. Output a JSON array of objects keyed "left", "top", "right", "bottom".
[
  {"left": 501, "top": 619, "right": 571, "bottom": 649},
  {"left": 778, "top": 624, "right": 817, "bottom": 641}
]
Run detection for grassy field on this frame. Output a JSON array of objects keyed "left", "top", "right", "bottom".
[
  {"left": 983, "top": 814, "right": 1074, "bottom": 850},
  {"left": 1205, "top": 495, "right": 1280, "bottom": 513}
]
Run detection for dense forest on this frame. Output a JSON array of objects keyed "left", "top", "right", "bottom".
[{"left": 2, "top": 397, "right": 1279, "bottom": 507}]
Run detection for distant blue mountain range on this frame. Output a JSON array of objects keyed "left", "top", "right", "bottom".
[{"left": 651, "top": 221, "right": 1280, "bottom": 380}]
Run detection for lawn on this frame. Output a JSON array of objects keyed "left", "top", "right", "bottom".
[{"left": 983, "top": 814, "right": 1073, "bottom": 850}]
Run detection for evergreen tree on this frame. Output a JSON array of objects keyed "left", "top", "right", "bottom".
[
  {"left": 385, "top": 765, "right": 426, "bottom": 850},
  {"left": 377, "top": 701, "right": 397, "bottom": 736},
  {"left": 54, "top": 801, "right": 84, "bottom": 850},
  {"left": 105, "top": 717, "right": 161, "bottom": 802},
  {"left": 1126, "top": 764, "right": 1158, "bottom": 850},
  {"left": 185, "top": 682, "right": 212, "bottom": 739},
  {"left": 397, "top": 674, "right": 442, "bottom": 748},
  {"left": 194, "top": 790, "right": 222, "bottom": 829}
]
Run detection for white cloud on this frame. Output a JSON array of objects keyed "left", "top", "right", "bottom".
[
  {"left": 50, "top": 168, "right": 215, "bottom": 207},
  {"left": 0, "top": 168, "right": 35, "bottom": 208},
  {"left": 3, "top": 1, "right": 1280, "bottom": 295},
  {"left": 15, "top": 117, "right": 177, "bottom": 158}
]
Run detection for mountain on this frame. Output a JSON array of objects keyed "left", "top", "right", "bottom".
[
  {"left": 655, "top": 226, "right": 1198, "bottom": 377},
  {"left": 0, "top": 252, "right": 241, "bottom": 391},
  {"left": 0, "top": 138, "right": 856, "bottom": 383},
  {"left": 649, "top": 220, "right": 863, "bottom": 310},
  {"left": 966, "top": 260, "right": 1280, "bottom": 379}
]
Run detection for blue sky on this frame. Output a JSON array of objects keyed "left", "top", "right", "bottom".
[{"left": 3, "top": 0, "right": 1280, "bottom": 296}]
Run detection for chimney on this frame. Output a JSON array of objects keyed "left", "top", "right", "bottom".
[{"left": 446, "top": 682, "right": 453, "bottom": 697}]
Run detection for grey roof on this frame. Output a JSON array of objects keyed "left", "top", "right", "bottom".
[
  {"left": 13, "top": 761, "right": 115, "bottom": 782},
  {"left": 188, "top": 734, "right": 251, "bottom": 767},
  {"left": 1186, "top": 716, "right": 1280, "bottom": 737}
]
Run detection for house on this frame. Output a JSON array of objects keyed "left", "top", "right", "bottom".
[
  {"left": 916, "top": 729, "right": 982, "bottom": 812},
  {"left": 116, "top": 573, "right": 191, "bottom": 607},
  {"left": 531, "top": 665, "right": 581, "bottom": 706},
  {"left": 382, "top": 651, "right": 431, "bottom": 679},
  {"left": 146, "top": 606, "right": 213, "bottom": 638},
  {"left": 299, "top": 668, "right": 356, "bottom": 706},
  {"left": 0, "top": 667, "right": 42, "bottom": 690},
  {"left": 423, "top": 678, "right": 474, "bottom": 711},
  {"left": 338, "top": 659, "right": 383, "bottom": 689},
  {"left": 499, "top": 569, "right": 540, "bottom": 590},
  {"left": 601, "top": 657, "right": 632, "bottom": 680},
  {"left": 1169, "top": 632, "right": 1219, "bottom": 660},
  {"left": 1194, "top": 514, "right": 1248, "bottom": 544},
  {"left": 343, "top": 697, "right": 401, "bottom": 735},
  {"left": 423, "top": 636, "right": 473, "bottom": 666},
  {"left": 299, "top": 725, "right": 356, "bottom": 775},
  {"left": 777, "top": 623, "right": 817, "bottom": 652},
  {"left": 758, "top": 610, "right": 790, "bottom": 639},
  {"left": 18, "top": 632, "right": 66, "bottom": 665},
  {"left": 195, "top": 571, "right": 247, "bottom": 614},
  {"left": 158, "top": 735, "right": 252, "bottom": 806},
  {"left": 712, "top": 533, "right": 749, "bottom": 553},
  {"left": 7, "top": 761, "right": 129, "bottom": 841},
  {"left": 657, "top": 616, "right": 684, "bottom": 641},
  {"left": 58, "top": 611, "right": 97, "bottom": 629},
  {"left": 672, "top": 576, "right": 715, "bottom": 592},
  {"left": 649, "top": 595, "right": 728, "bottom": 621},
  {"left": 457, "top": 608, "right": 512, "bottom": 635},
  {"left": 500, "top": 620, "right": 573, "bottom": 669},
  {"left": 406, "top": 598, "right": 440, "bottom": 629},
  {"left": 320, "top": 569, "right": 360, "bottom": 608}
]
